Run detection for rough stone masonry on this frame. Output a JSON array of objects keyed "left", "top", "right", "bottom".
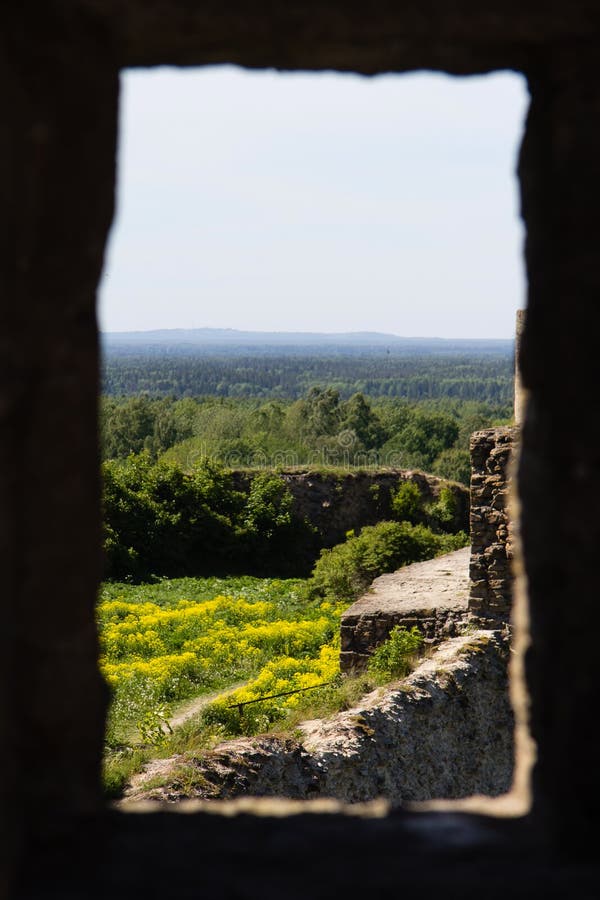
[
  {"left": 123, "top": 630, "right": 513, "bottom": 806},
  {"left": 468, "top": 426, "right": 520, "bottom": 621}
]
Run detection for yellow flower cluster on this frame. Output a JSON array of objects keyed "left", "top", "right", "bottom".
[
  {"left": 100, "top": 595, "right": 275, "bottom": 660},
  {"left": 223, "top": 643, "right": 339, "bottom": 706},
  {"left": 98, "top": 584, "right": 343, "bottom": 742},
  {"left": 102, "top": 651, "right": 199, "bottom": 691},
  {"left": 202, "top": 644, "right": 340, "bottom": 733},
  {"left": 182, "top": 617, "right": 333, "bottom": 659}
]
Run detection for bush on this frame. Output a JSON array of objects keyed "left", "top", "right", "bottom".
[
  {"left": 391, "top": 480, "right": 424, "bottom": 524},
  {"left": 239, "top": 472, "right": 316, "bottom": 574},
  {"left": 426, "top": 485, "right": 458, "bottom": 529},
  {"left": 368, "top": 625, "right": 424, "bottom": 680},
  {"left": 102, "top": 456, "right": 315, "bottom": 580},
  {"left": 308, "top": 520, "right": 468, "bottom": 603},
  {"left": 392, "top": 479, "right": 462, "bottom": 533},
  {"left": 102, "top": 455, "right": 243, "bottom": 580}
]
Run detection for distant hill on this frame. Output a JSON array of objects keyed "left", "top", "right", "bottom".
[{"left": 102, "top": 327, "right": 513, "bottom": 357}]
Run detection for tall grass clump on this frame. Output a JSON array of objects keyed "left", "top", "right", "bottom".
[{"left": 368, "top": 625, "right": 424, "bottom": 680}]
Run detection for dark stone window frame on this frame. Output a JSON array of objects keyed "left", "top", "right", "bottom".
[{"left": 2, "top": 3, "right": 599, "bottom": 896}]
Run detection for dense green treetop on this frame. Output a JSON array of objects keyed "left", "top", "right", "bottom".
[{"left": 101, "top": 390, "right": 510, "bottom": 486}]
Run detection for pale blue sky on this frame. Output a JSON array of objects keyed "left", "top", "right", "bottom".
[{"left": 99, "top": 66, "right": 528, "bottom": 339}]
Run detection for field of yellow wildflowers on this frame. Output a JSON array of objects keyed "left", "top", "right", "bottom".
[{"left": 98, "top": 576, "right": 343, "bottom": 746}]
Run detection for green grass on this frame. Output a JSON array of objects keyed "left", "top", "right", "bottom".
[
  {"left": 99, "top": 574, "right": 310, "bottom": 614},
  {"left": 102, "top": 746, "right": 151, "bottom": 801}
]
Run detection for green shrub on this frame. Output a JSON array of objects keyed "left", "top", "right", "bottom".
[
  {"left": 391, "top": 480, "right": 424, "bottom": 524},
  {"left": 102, "top": 456, "right": 316, "bottom": 580},
  {"left": 392, "top": 480, "right": 462, "bottom": 533},
  {"left": 427, "top": 485, "right": 458, "bottom": 529},
  {"left": 308, "top": 520, "right": 468, "bottom": 603},
  {"left": 239, "top": 472, "right": 315, "bottom": 574},
  {"left": 368, "top": 625, "right": 424, "bottom": 680},
  {"left": 243, "top": 472, "right": 294, "bottom": 536},
  {"left": 102, "top": 454, "right": 243, "bottom": 580}
]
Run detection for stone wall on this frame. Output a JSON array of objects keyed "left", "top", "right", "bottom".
[
  {"left": 338, "top": 425, "right": 519, "bottom": 670},
  {"left": 469, "top": 427, "right": 520, "bottom": 620},
  {"left": 232, "top": 468, "right": 469, "bottom": 555},
  {"left": 340, "top": 606, "right": 467, "bottom": 671}
]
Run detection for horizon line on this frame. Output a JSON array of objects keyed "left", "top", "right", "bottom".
[{"left": 101, "top": 326, "right": 514, "bottom": 341}]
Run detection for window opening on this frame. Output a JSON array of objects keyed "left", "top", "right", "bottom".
[{"left": 98, "top": 66, "right": 529, "bottom": 811}]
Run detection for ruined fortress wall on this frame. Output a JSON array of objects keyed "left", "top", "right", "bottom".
[
  {"left": 469, "top": 427, "right": 520, "bottom": 620},
  {"left": 338, "top": 425, "right": 519, "bottom": 670},
  {"left": 340, "top": 604, "right": 467, "bottom": 673},
  {"left": 232, "top": 468, "right": 470, "bottom": 550}
]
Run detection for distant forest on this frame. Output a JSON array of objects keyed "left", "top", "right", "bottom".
[
  {"left": 102, "top": 350, "right": 513, "bottom": 404},
  {"left": 100, "top": 337, "right": 514, "bottom": 486}
]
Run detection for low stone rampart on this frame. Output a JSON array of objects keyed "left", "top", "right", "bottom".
[
  {"left": 339, "top": 547, "right": 470, "bottom": 673},
  {"left": 232, "top": 468, "right": 469, "bottom": 552}
]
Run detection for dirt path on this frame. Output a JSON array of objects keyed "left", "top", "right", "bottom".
[
  {"left": 167, "top": 681, "right": 247, "bottom": 730},
  {"left": 123, "top": 680, "right": 249, "bottom": 798}
]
